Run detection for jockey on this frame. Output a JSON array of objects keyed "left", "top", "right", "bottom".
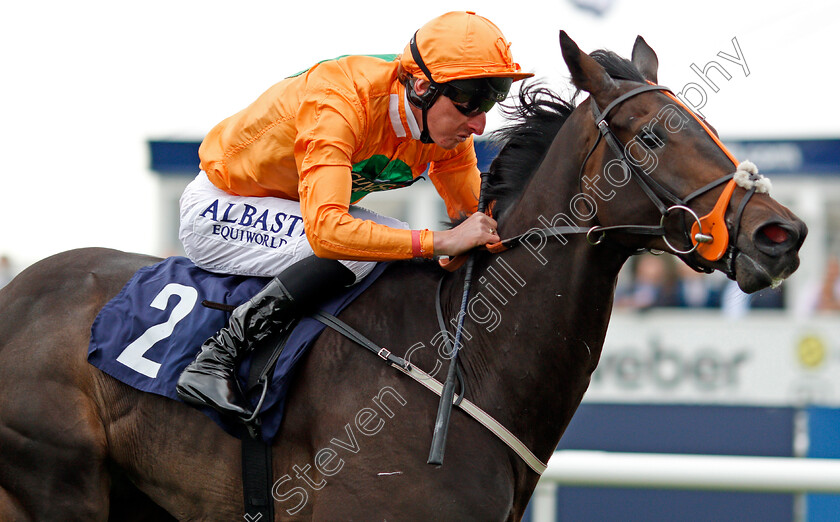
[{"left": 176, "top": 11, "right": 533, "bottom": 420}]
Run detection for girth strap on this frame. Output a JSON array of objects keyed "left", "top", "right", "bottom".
[
  {"left": 200, "top": 296, "right": 280, "bottom": 522},
  {"left": 239, "top": 327, "right": 287, "bottom": 522},
  {"left": 240, "top": 435, "right": 274, "bottom": 522},
  {"left": 311, "top": 311, "right": 548, "bottom": 475}
]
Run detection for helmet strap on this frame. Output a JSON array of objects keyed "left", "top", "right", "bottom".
[
  {"left": 405, "top": 78, "right": 440, "bottom": 144},
  {"left": 408, "top": 31, "right": 442, "bottom": 144},
  {"left": 419, "top": 110, "right": 433, "bottom": 144}
]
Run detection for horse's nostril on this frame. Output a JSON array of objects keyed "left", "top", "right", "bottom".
[
  {"left": 762, "top": 224, "right": 790, "bottom": 244},
  {"left": 754, "top": 222, "right": 800, "bottom": 257}
]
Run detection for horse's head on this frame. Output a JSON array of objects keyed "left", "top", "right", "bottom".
[{"left": 559, "top": 31, "right": 806, "bottom": 293}]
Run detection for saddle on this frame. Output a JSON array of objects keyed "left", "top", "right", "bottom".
[{"left": 87, "top": 256, "right": 388, "bottom": 441}]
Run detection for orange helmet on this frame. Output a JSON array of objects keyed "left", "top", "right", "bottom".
[
  {"left": 401, "top": 11, "right": 532, "bottom": 143},
  {"left": 400, "top": 11, "right": 533, "bottom": 83}
]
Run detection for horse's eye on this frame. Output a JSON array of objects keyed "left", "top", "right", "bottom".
[{"left": 638, "top": 127, "right": 665, "bottom": 149}]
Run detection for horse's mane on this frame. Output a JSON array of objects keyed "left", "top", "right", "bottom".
[
  {"left": 485, "top": 49, "right": 643, "bottom": 220},
  {"left": 484, "top": 82, "right": 575, "bottom": 220}
]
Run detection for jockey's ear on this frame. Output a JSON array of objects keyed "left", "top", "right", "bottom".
[
  {"left": 559, "top": 30, "right": 618, "bottom": 106},
  {"left": 413, "top": 78, "right": 431, "bottom": 96},
  {"left": 631, "top": 35, "right": 659, "bottom": 84}
]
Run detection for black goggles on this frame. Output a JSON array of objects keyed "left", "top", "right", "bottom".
[{"left": 439, "top": 77, "right": 513, "bottom": 116}]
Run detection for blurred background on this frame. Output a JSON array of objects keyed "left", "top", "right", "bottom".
[{"left": 2, "top": 1, "right": 838, "bottom": 520}]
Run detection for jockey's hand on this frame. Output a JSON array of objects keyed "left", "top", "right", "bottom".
[{"left": 434, "top": 212, "right": 500, "bottom": 257}]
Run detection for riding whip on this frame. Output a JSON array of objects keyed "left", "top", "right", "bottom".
[{"left": 428, "top": 171, "right": 491, "bottom": 465}]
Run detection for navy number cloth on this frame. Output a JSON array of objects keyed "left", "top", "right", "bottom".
[{"left": 88, "top": 256, "right": 387, "bottom": 442}]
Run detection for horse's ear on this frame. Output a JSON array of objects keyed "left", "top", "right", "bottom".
[
  {"left": 559, "top": 30, "right": 617, "bottom": 98},
  {"left": 631, "top": 35, "right": 658, "bottom": 83}
]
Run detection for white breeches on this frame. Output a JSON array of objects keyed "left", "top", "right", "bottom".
[{"left": 178, "top": 172, "right": 409, "bottom": 283}]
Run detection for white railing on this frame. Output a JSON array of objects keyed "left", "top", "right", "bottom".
[{"left": 531, "top": 451, "right": 840, "bottom": 521}]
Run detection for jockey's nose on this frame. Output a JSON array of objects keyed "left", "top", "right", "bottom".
[{"left": 468, "top": 112, "right": 486, "bottom": 136}]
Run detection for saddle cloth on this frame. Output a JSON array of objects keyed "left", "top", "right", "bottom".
[{"left": 87, "top": 256, "right": 387, "bottom": 442}]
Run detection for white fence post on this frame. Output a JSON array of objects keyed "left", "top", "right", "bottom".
[{"left": 531, "top": 481, "right": 557, "bottom": 522}]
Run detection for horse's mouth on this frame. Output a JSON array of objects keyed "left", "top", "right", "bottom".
[
  {"left": 728, "top": 218, "right": 806, "bottom": 293},
  {"left": 733, "top": 251, "right": 798, "bottom": 293}
]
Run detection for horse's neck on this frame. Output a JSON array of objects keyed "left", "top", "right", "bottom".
[
  {"left": 459, "top": 114, "right": 628, "bottom": 460},
  {"left": 500, "top": 107, "right": 592, "bottom": 232}
]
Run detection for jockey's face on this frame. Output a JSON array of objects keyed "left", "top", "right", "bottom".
[{"left": 412, "top": 79, "right": 486, "bottom": 150}]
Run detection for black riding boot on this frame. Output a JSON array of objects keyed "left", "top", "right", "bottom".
[{"left": 176, "top": 256, "right": 355, "bottom": 420}]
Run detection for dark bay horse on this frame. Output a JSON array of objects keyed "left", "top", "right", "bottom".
[{"left": 0, "top": 33, "right": 805, "bottom": 521}]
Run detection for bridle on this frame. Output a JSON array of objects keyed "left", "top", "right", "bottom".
[
  {"left": 484, "top": 82, "right": 763, "bottom": 278},
  {"left": 428, "top": 82, "right": 764, "bottom": 472}
]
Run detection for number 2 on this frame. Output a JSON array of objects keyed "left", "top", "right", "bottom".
[{"left": 116, "top": 283, "right": 198, "bottom": 378}]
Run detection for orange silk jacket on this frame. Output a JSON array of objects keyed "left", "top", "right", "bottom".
[{"left": 199, "top": 54, "right": 481, "bottom": 261}]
